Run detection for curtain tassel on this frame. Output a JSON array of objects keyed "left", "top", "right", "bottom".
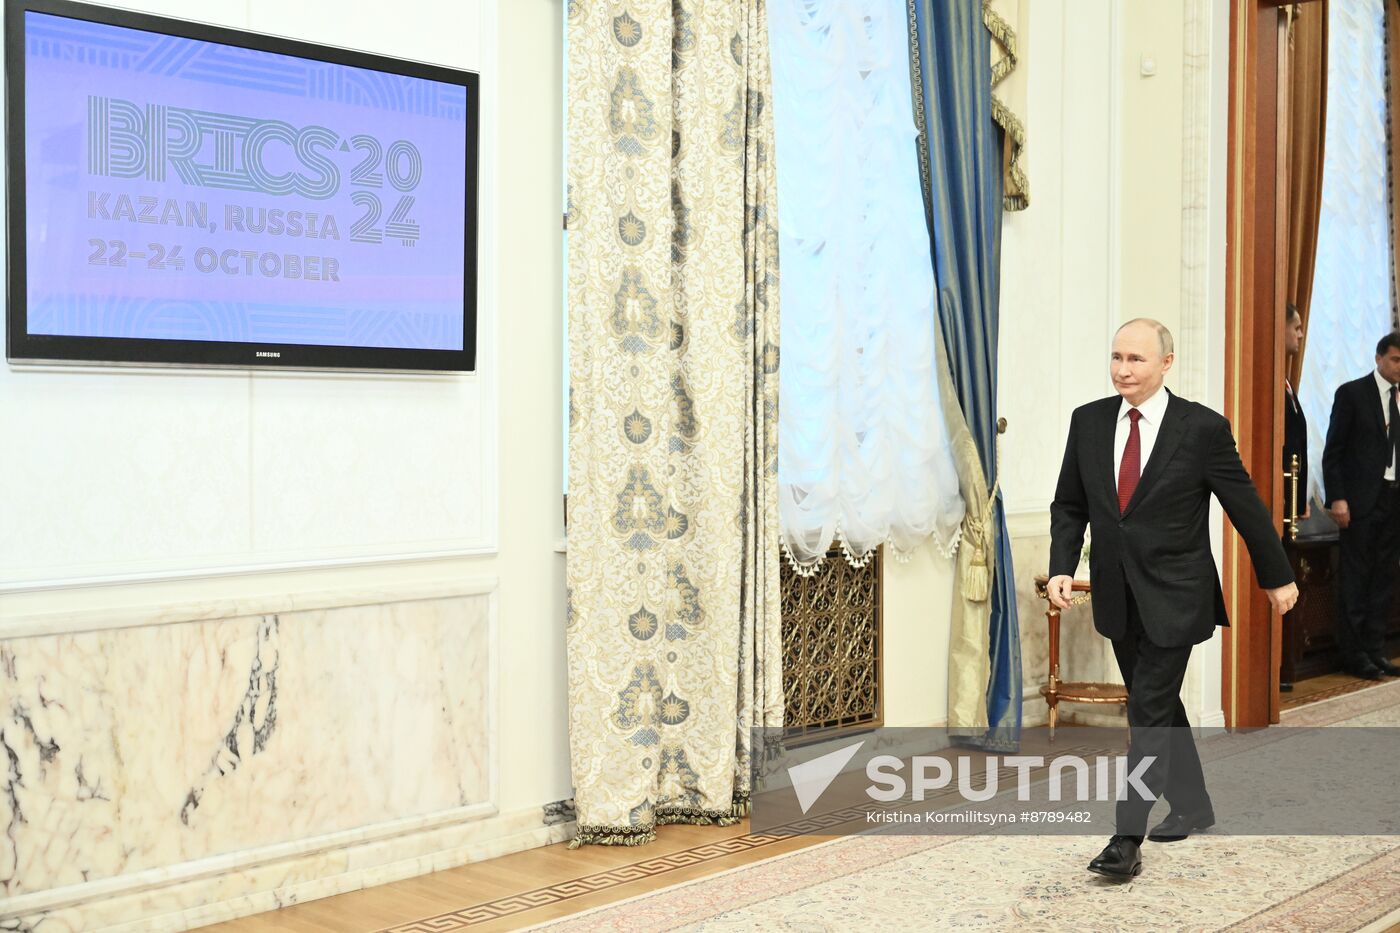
[
  {"left": 964, "top": 537, "right": 991, "bottom": 602},
  {"left": 959, "top": 418, "right": 1007, "bottom": 603}
]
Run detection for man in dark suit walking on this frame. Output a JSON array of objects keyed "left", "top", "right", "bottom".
[
  {"left": 1322, "top": 331, "right": 1400, "bottom": 681},
  {"left": 1048, "top": 319, "right": 1297, "bottom": 880}
]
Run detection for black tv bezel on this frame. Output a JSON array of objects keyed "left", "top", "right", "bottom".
[{"left": 5, "top": 0, "right": 479, "bottom": 373}]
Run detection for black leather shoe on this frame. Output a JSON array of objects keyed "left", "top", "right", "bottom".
[
  {"left": 1344, "top": 662, "right": 1384, "bottom": 681},
  {"left": 1147, "top": 810, "right": 1216, "bottom": 842},
  {"left": 1088, "top": 835, "right": 1142, "bottom": 880},
  {"left": 1371, "top": 658, "right": 1400, "bottom": 677}
]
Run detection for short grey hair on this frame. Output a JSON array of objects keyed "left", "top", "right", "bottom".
[{"left": 1117, "top": 318, "right": 1175, "bottom": 358}]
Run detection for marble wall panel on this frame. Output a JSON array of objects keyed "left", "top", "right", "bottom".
[{"left": 0, "top": 594, "right": 490, "bottom": 900}]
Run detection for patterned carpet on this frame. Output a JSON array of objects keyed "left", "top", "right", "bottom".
[
  {"left": 1281, "top": 676, "right": 1378, "bottom": 710},
  {"left": 523, "top": 681, "right": 1400, "bottom": 933},
  {"left": 1279, "top": 660, "right": 1400, "bottom": 711}
]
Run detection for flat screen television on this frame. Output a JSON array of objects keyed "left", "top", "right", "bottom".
[{"left": 6, "top": 0, "right": 478, "bottom": 371}]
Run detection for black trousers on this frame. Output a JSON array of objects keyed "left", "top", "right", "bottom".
[
  {"left": 1336, "top": 484, "right": 1400, "bottom": 667},
  {"left": 1113, "top": 586, "right": 1212, "bottom": 838}
]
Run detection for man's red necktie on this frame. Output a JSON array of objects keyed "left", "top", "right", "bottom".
[{"left": 1119, "top": 408, "right": 1142, "bottom": 514}]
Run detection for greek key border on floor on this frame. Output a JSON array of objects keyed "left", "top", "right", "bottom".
[{"left": 372, "top": 828, "right": 803, "bottom": 932}]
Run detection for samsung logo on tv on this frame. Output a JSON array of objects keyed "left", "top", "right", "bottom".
[{"left": 255, "top": 351, "right": 281, "bottom": 358}]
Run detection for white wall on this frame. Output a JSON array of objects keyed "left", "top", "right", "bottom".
[
  {"left": 998, "top": 0, "right": 1212, "bottom": 520},
  {"left": 1, "top": 1, "right": 575, "bottom": 929},
  {"left": 996, "top": 0, "right": 1230, "bottom": 728},
  {"left": 995, "top": 0, "right": 1123, "bottom": 722},
  {"left": 881, "top": 542, "right": 956, "bottom": 728},
  {"left": 0, "top": 0, "right": 496, "bottom": 590},
  {"left": 1000, "top": 0, "right": 1119, "bottom": 520},
  {"left": 0, "top": 0, "right": 574, "bottom": 799}
]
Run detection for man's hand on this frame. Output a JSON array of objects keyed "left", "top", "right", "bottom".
[
  {"left": 1047, "top": 575, "right": 1075, "bottom": 610},
  {"left": 1328, "top": 499, "right": 1350, "bottom": 529},
  {"left": 1267, "top": 582, "right": 1299, "bottom": 615}
]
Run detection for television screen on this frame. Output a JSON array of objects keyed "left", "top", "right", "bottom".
[{"left": 6, "top": 0, "right": 478, "bottom": 371}]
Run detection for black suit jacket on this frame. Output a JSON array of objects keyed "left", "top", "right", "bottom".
[
  {"left": 1283, "top": 382, "right": 1307, "bottom": 517},
  {"left": 1322, "top": 374, "right": 1394, "bottom": 516},
  {"left": 1050, "top": 391, "right": 1294, "bottom": 648}
]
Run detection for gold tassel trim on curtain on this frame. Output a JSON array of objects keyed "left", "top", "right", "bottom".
[
  {"left": 985, "top": 5, "right": 1016, "bottom": 86},
  {"left": 906, "top": 0, "right": 935, "bottom": 231},
  {"left": 568, "top": 795, "right": 751, "bottom": 849},
  {"left": 983, "top": 0, "right": 1028, "bottom": 211}
]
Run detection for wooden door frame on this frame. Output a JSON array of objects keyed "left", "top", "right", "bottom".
[{"left": 1224, "top": 0, "right": 1320, "bottom": 727}]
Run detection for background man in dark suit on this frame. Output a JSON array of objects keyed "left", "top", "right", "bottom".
[
  {"left": 1283, "top": 304, "right": 1309, "bottom": 527},
  {"left": 1280, "top": 304, "right": 1308, "bottom": 693},
  {"left": 1048, "top": 319, "right": 1297, "bottom": 881},
  {"left": 1322, "top": 330, "right": 1400, "bottom": 681}
]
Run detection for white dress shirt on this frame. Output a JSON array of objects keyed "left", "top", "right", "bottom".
[
  {"left": 1376, "top": 368, "right": 1397, "bottom": 481},
  {"left": 1115, "top": 386, "right": 1170, "bottom": 492}
]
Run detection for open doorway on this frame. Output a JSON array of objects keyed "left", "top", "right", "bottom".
[{"left": 1226, "top": 0, "right": 1400, "bottom": 726}]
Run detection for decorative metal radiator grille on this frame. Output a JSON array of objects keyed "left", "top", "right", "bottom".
[{"left": 780, "top": 549, "right": 883, "bottom": 744}]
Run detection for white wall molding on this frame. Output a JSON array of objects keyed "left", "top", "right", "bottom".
[
  {"left": 4, "top": 801, "right": 500, "bottom": 919},
  {"left": 0, "top": 575, "right": 499, "bottom": 639},
  {"left": 7, "top": 803, "right": 569, "bottom": 933},
  {"left": 0, "top": 548, "right": 499, "bottom": 598},
  {"left": 1198, "top": 710, "right": 1227, "bottom": 729},
  {"left": 1178, "top": 0, "right": 1213, "bottom": 404},
  {"left": 1106, "top": 0, "right": 1123, "bottom": 342},
  {"left": 1188, "top": 0, "right": 1232, "bottom": 727},
  {"left": 477, "top": 0, "right": 503, "bottom": 556},
  {"left": 1005, "top": 509, "right": 1051, "bottom": 540}
]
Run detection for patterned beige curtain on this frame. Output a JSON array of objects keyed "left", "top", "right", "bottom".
[{"left": 565, "top": 0, "right": 783, "bottom": 847}]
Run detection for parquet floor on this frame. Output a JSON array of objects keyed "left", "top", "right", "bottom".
[{"left": 196, "top": 817, "right": 825, "bottom": 932}]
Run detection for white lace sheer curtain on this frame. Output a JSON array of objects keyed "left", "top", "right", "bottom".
[
  {"left": 770, "top": 0, "right": 964, "bottom": 572},
  {"left": 1301, "top": 0, "right": 1391, "bottom": 503}
]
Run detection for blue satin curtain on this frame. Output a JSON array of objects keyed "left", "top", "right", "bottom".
[{"left": 909, "top": 0, "right": 1022, "bottom": 750}]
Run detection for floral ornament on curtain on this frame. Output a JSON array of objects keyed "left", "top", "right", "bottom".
[
  {"left": 770, "top": 0, "right": 965, "bottom": 575},
  {"left": 566, "top": 0, "right": 783, "bottom": 846}
]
